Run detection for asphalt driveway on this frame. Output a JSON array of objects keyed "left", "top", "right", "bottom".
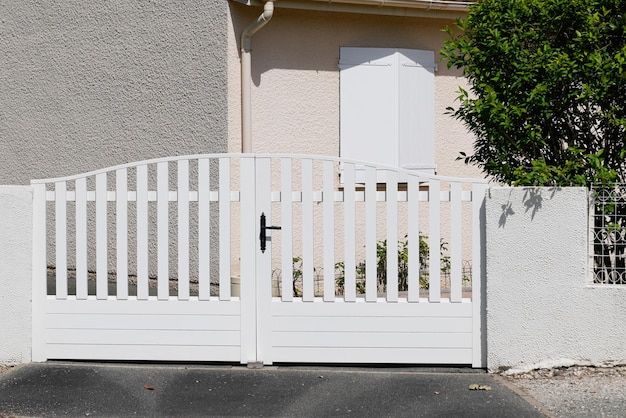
[{"left": 0, "top": 362, "right": 544, "bottom": 417}]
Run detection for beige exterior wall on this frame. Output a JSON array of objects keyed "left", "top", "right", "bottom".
[
  {"left": 227, "top": 4, "right": 484, "bottom": 283},
  {"left": 227, "top": 3, "right": 483, "bottom": 179}
]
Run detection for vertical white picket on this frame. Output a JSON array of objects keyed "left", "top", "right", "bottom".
[
  {"left": 428, "top": 179, "right": 441, "bottom": 302},
  {"left": 281, "top": 158, "right": 293, "bottom": 302},
  {"left": 450, "top": 182, "right": 462, "bottom": 302},
  {"left": 472, "top": 183, "right": 487, "bottom": 368},
  {"left": 136, "top": 165, "right": 149, "bottom": 300},
  {"left": 343, "top": 163, "right": 356, "bottom": 302},
  {"left": 157, "top": 162, "right": 169, "bottom": 300},
  {"left": 407, "top": 174, "right": 420, "bottom": 302},
  {"left": 323, "top": 160, "right": 335, "bottom": 302},
  {"left": 386, "top": 171, "right": 398, "bottom": 303},
  {"left": 239, "top": 156, "right": 255, "bottom": 363},
  {"left": 96, "top": 173, "right": 108, "bottom": 300},
  {"left": 255, "top": 157, "right": 272, "bottom": 363},
  {"left": 219, "top": 157, "right": 231, "bottom": 301},
  {"left": 116, "top": 168, "right": 128, "bottom": 300},
  {"left": 32, "top": 183, "right": 47, "bottom": 361},
  {"left": 178, "top": 159, "right": 190, "bottom": 300},
  {"left": 75, "top": 178, "right": 88, "bottom": 299},
  {"left": 301, "top": 159, "right": 314, "bottom": 302},
  {"left": 198, "top": 158, "right": 211, "bottom": 300},
  {"left": 365, "top": 165, "right": 377, "bottom": 302},
  {"left": 55, "top": 181, "right": 68, "bottom": 299}
]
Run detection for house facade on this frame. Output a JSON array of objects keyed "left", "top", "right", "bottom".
[
  {"left": 2, "top": 0, "right": 481, "bottom": 182},
  {"left": 227, "top": 0, "right": 482, "bottom": 180}
]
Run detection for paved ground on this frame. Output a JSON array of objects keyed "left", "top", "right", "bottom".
[{"left": 0, "top": 362, "right": 544, "bottom": 417}]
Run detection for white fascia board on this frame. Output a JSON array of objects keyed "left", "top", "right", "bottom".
[{"left": 230, "top": 0, "right": 470, "bottom": 19}]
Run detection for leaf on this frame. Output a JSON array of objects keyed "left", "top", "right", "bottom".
[
  {"left": 144, "top": 384, "right": 156, "bottom": 391},
  {"left": 469, "top": 383, "right": 492, "bottom": 391}
]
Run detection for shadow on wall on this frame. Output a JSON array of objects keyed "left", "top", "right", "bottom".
[{"left": 497, "top": 187, "right": 561, "bottom": 227}]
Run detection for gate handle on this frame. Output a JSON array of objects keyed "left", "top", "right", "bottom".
[{"left": 260, "top": 212, "right": 281, "bottom": 253}]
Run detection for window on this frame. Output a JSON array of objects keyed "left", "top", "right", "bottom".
[{"left": 339, "top": 47, "right": 436, "bottom": 175}]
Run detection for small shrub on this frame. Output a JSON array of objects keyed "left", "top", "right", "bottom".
[{"left": 335, "top": 234, "right": 450, "bottom": 295}]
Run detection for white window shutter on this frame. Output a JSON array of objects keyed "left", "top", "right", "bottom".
[{"left": 340, "top": 47, "right": 435, "bottom": 174}]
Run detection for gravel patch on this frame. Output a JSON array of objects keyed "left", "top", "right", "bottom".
[
  {"left": 0, "top": 365, "right": 16, "bottom": 379},
  {"left": 503, "top": 365, "right": 626, "bottom": 417}
]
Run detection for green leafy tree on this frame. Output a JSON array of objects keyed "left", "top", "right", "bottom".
[{"left": 441, "top": 0, "right": 626, "bottom": 186}]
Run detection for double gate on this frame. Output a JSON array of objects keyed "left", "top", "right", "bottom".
[{"left": 32, "top": 154, "right": 487, "bottom": 367}]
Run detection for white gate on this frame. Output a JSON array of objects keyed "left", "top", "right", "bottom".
[{"left": 32, "top": 154, "right": 487, "bottom": 367}]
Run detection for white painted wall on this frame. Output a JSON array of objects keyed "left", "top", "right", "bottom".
[
  {"left": 0, "top": 186, "right": 33, "bottom": 364},
  {"left": 486, "top": 187, "right": 626, "bottom": 372}
]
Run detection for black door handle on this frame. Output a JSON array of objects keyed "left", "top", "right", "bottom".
[{"left": 260, "top": 212, "right": 281, "bottom": 253}]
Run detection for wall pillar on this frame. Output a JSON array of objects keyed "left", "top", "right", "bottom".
[
  {"left": 0, "top": 186, "right": 33, "bottom": 364},
  {"left": 486, "top": 187, "right": 626, "bottom": 372}
]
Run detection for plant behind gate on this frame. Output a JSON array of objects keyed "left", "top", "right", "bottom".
[{"left": 333, "top": 234, "right": 451, "bottom": 295}]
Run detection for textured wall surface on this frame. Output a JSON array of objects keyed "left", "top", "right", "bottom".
[
  {"left": 226, "top": 5, "right": 483, "bottom": 270},
  {"left": 486, "top": 187, "right": 626, "bottom": 372},
  {"left": 227, "top": 4, "right": 483, "bottom": 179},
  {"left": 0, "top": 187, "right": 33, "bottom": 364},
  {"left": 1, "top": 1, "right": 228, "bottom": 184}
]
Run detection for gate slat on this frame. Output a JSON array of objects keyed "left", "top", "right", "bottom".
[
  {"left": 281, "top": 158, "right": 293, "bottom": 302},
  {"left": 386, "top": 171, "right": 398, "bottom": 303},
  {"left": 55, "top": 181, "right": 68, "bottom": 299},
  {"left": 323, "top": 160, "right": 335, "bottom": 302},
  {"left": 365, "top": 165, "right": 377, "bottom": 302},
  {"left": 450, "top": 182, "right": 462, "bottom": 302},
  {"left": 178, "top": 160, "right": 190, "bottom": 300},
  {"left": 96, "top": 173, "right": 108, "bottom": 300},
  {"left": 136, "top": 165, "right": 149, "bottom": 300},
  {"left": 116, "top": 168, "right": 129, "bottom": 300},
  {"left": 302, "top": 159, "right": 314, "bottom": 302},
  {"left": 75, "top": 178, "right": 88, "bottom": 299},
  {"left": 239, "top": 157, "right": 256, "bottom": 362},
  {"left": 32, "top": 183, "right": 47, "bottom": 361},
  {"left": 219, "top": 157, "right": 231, "bottom": 301},
  {"left": 428, "top": 179, "right": 441, "bottom": 302},
  {"left": 472, "top": 183, "right": 487, "bottom": 368},
  {"left": 343, "top": 163, "right": 356, "bottom": 302},
  {"left": 255, "top": 157, "right": 272, "bottom": 363},
  {"left": 198, "top": 158, "right": 211, "bottom": 300},
  {"left": 407, "top": 174, "right": 420, "bottom": 302},
  {"left": 157, "top": 162, "right": 169, "bottom": 300}
]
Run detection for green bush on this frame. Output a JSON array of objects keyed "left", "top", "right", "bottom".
[{"left": 335, "top": 234, "right": 450, "bottom": 295}]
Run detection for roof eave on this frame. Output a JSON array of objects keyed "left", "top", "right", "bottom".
[{"left": 231, "top": 0, "right": 471, "bottom": 19}]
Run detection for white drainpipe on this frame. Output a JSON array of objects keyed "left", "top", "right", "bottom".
[{"left": 241, "top": 0, "right": 275, "bottom": 153}]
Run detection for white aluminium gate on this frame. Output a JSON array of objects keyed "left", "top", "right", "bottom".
[{"left": 32, "top": 154, "right": 487, "bottom": 367}]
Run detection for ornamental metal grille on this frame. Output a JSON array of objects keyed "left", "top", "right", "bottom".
[{"left": 591, "top": 184, "right": 626, "bottom": 284}]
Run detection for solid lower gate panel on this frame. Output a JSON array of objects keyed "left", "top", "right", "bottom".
[
  {"left": 264, "top": 300, "right": 474, "bottom": 364},
  {"left": 38, "top": 299, "right": 242, "bottom": 362}
]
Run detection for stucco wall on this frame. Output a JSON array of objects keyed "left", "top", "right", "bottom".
[
  {"left": 1, "top": 1, "right": 228, "bottom": 184},
  {"left": 0, "top": 186, "right": 33, "bottom": 364},
  {"left": 227, "top": 4, "right": 483, "bottom": 272},
  {"left": 227, "top": 3, "right": 482, "bottom": 179},
  {"left": 486, "top": 187, "right": 626, "bottom": 372}
]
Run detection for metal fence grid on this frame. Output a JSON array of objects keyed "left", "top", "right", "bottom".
[{"left": 591, "top": 184, "right": 626, "bottom": 285}]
